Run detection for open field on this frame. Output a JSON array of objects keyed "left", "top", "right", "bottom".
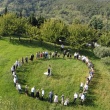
[{"left": 0, "top": 37, "right": 110, "bottom": 110}]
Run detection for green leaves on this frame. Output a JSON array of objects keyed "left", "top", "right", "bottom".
[{"left": 68, "top": 24, "right": 95, "bottom": 49}]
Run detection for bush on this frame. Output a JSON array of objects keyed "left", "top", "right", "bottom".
[
  {"left": 101, "top": 57, "right": 110, "bottom": 65},
  {"left": 93, "top": 46, "right": 110, "bottom": 58}
]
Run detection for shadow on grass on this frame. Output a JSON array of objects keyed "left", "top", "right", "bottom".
[
  {"left": 10, "top": 38, "right": 61, "bottom": 52},
  {"left": 83, "top": 69, "right": 101, "bottom": 107},
  {"left": 79, "top": 49, "right": 99, "bottom": 60}
]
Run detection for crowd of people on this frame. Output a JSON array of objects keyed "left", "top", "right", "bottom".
[{"left": 10, "top": 47, "right": 95, "bottom": 106}]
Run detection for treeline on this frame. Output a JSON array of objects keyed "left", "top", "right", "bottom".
[
  {"left": 0, "top": 0, "right": 110, "bottom": 24},
  {"left": 0, "top": 13, "right": 110, "bottom": 49}
]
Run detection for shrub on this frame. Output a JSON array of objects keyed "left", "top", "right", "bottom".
[
  {"left": 101, "top": 57, "right": 110, "bottom": 65},
  {"left": 93, "top": 46, "right": 110, "bottom": 58}
]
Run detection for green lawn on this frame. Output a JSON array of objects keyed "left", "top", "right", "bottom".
[{"left": 0, "top": 37, "right": 110, "bottom": 110}]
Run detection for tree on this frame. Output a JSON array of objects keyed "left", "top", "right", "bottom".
[
  {"left": 25, "top": 24, "right": 38, "bottom": 43},
  {"left": 1, "top": 13, "right": 17, "bottom": 40},
  {"left": 89, "top": 17, "right": 103, "bottom": 30},
  {"left": 28, "top": 14, "right": 38, "bottom": 26},
  {"left": 40, "top": 19, "right": 67, "bottom": 44},
  {"left": 14, "top": 17, "right": 28, "bottom": 41},
  {"left": 99, "top": 32, "right": 110, "bottom": 46},
  {"left": 37, "top": 16, "right": 45, "bottom": 28},
  {"left": 68, "top": 24, "right": 95, "bottom": 50}
]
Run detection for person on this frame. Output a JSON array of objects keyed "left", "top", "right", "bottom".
[
  {"left": 80, "top": 93, "right": 85, "bottom": 105},
  {"left": 52, "top": 52, "right": 55, "bottom": 58},
  {"left": 61, "top": 44, "right": 64, "bottom": 52},
  {"left": 21, "top": 57, "right": 24, "bottom": 64},
  {"left": 73, "top": 93, "right": 78, "bottom": 103},
  {"left": 11, "top": 66, "right": 14, "bottom": 73},
  {"left": 12, "top": 71, "right": 16, "bottom": 77},
  {"left": 15, "top": 60, "right": 18, "bottom": 69},
  {"left": 44, "top": 65, "right": 51, "bottom": 76},
  {"left": 13, "top": 76, "right": 17, "bottom": 86},
  {"left": 49, "top": 91, "right": 53, "bottom": 103},
  {"left": 16, "top": 83, "right": 22, "bottom": 93},
  {"left": 25, "top": 85, "right": 29, "bottom": 96},
  {"left": 41, "top": 88, "right": 45, "bottom": 100},
  {"left": 61, "top": 95, "right": 64, "bottom": 105},
  {"left": 64, "top": 98, "right": 69, "bottom": 106},
  {"left": 80, "top": 82, "right": 84, "bottom": 91},
  {"left": 48, "top": 65, "right": 51, "bottom": 76},
  {"left": 67, "top": 52, "right": 70, "bottom": 58},
  {"left": 25, "top": 56, "right": 28, "bottom": 63},
  {"left": 54, "top": 94, "right": 58, "bottom": 103},
  {"left": 30, "top": 54, "right": 34, "bottom": 61},
  {"left": 63, "top": 50, "right": 67, "bottom": 58},
  {"left": 31, "top": 87, "right": 35, "bottom": 98},
  {"left": 83, "top": 83, "right": 88, "bottom": 92},
  {"left": 55, "top": 51, "right": 58, "bottom": 58},
  {"left": 36, "top": 89, "right": 40, "bottom": 99}
]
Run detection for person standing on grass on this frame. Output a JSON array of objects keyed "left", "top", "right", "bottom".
[
  {"left": 16, "top": 83, "right": 22, "bottom": 93},
  {"left": 64, "top": 98, "right": 69, "bottom": 106},
  {"left": 61, "top": 44, "right": 64, "bottom": 52},
  {"left": 31, "top": 87, "right": 35, "bottom": 98},
  {"left": 80, "top": 82, "right": 84, "bottom": 91},
  {"left": 41, "top": 88, "right": 45, "bottom": 100},
  {"left": 25, "top": 56, "right": 28, "bottom": 63},
  {"left": 49, "top": 91, "right": 53, "bottom": 103},
  {"left": 61, "top": 95, "right": 64, "bottom": 105},
  {"left": 36, "top": 89, "right": 40, "bottom": 99},
  {"left": 81, "top": 93, "right": 85, "bottom": 105},
  {"left": 21, "top": 57, "right": 24, "bottom": 64},
  {"left": 25, "top": 85, "right": 29, "bottom": 96},
  {"left": 54, "top": 94, "right": 58, "bottom": 103},
  {"left": 73, "top": 93, "right": 78, "bottom": 103},
  {"left": 48, "top": 65, "right": 51, "bottom": 76}
]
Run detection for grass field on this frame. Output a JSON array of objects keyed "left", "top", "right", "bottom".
[{"left": 0, "top": 37, "right": 110, "bottom": 110}]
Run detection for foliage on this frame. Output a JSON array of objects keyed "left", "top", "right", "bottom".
[
  {"left": 0, "top": 13, "right": 17, "bottom": 36},
  {"left": 40, "top": 19, "right": 67, "bottom": 43},
  {"left": 67, "top": 24, "right": 95, "bottom": 49},
  {"left": 94, "top": 46, "right": 110, "bottom": 58},
  {"left": 28, "top": 14, "right": 38, "bottom": 26},
  {"left": 0, "top": 0, "right": 110, "bottom": 25},
  {"left": 101, "top": 57, "right": 110, "bottom": 65},
  {"left": 89, "top": 16, "right": 104, "bottom": 30},
  {"left": 98, "top": 32, "right": 110, "bottom": 46}
]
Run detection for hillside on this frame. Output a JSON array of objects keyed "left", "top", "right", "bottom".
[
  {"left": 0, "top": 38, "right": 110, "bottom": 110},
  {"left": 0, "top": 0, "right": 110, "bottom": 23}
]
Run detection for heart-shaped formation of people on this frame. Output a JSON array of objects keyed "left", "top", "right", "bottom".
[{"left": 10, "top": 51, "right": 94, "bottom": 106}]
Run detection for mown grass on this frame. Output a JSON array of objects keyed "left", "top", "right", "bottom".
[{"left": 0, "top": 37, "right": 110, "bottom": 110}]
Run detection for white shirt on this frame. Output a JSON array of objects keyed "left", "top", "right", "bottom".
[
  {"left": 61, "top": 44, "right": 64, "bottom": 48},
  {"left": 18, "top": 84, "right": 21, "bottom": 90},
  {"left": 84, "top": 84, "right": 88, "bottom": 90},
  {"left": 11, "top": 66, "right": 14, "bottom": 71},
  {"left": 31, "top": 87, "right": 35, "bottom": 93},
  {"left": 81, "top": 94, "right": 85, "bottom": 100},
  {"left": 88, "top": 75, "right": 92, "bottom": 80},
  {"left": 13, "top": 77, "right": 17, "bottom": 83},
  {"left": 64, "top": 99, "right": 69, "bottom": 106},
  {"left": 74, "top": 52, "right": 77, "bottom": 57},
  {"left": 54, "top": 95, "right": 58, "bottom": 103},
  {"left": 80, "top": 82, "right": 83, "bottom": 87},
  {"left": 42, "top": 89, "right": 44, "bottom": 96},
  {"left": 13, "top": 72, "right": 16, "bottom": 76},
  {"left": 74, "top": 93, "right": 78, "bottom": 98}
]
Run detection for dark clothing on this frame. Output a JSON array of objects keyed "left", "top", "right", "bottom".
[
  {"left": 31, "top": 92, "right": 34, "bottom": 98},
  {"left": 36, "top": 91, "right": 40, "bottom": 99},
  {"left": 49, "top": 91, "right": 53, "bottom": 103}
]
